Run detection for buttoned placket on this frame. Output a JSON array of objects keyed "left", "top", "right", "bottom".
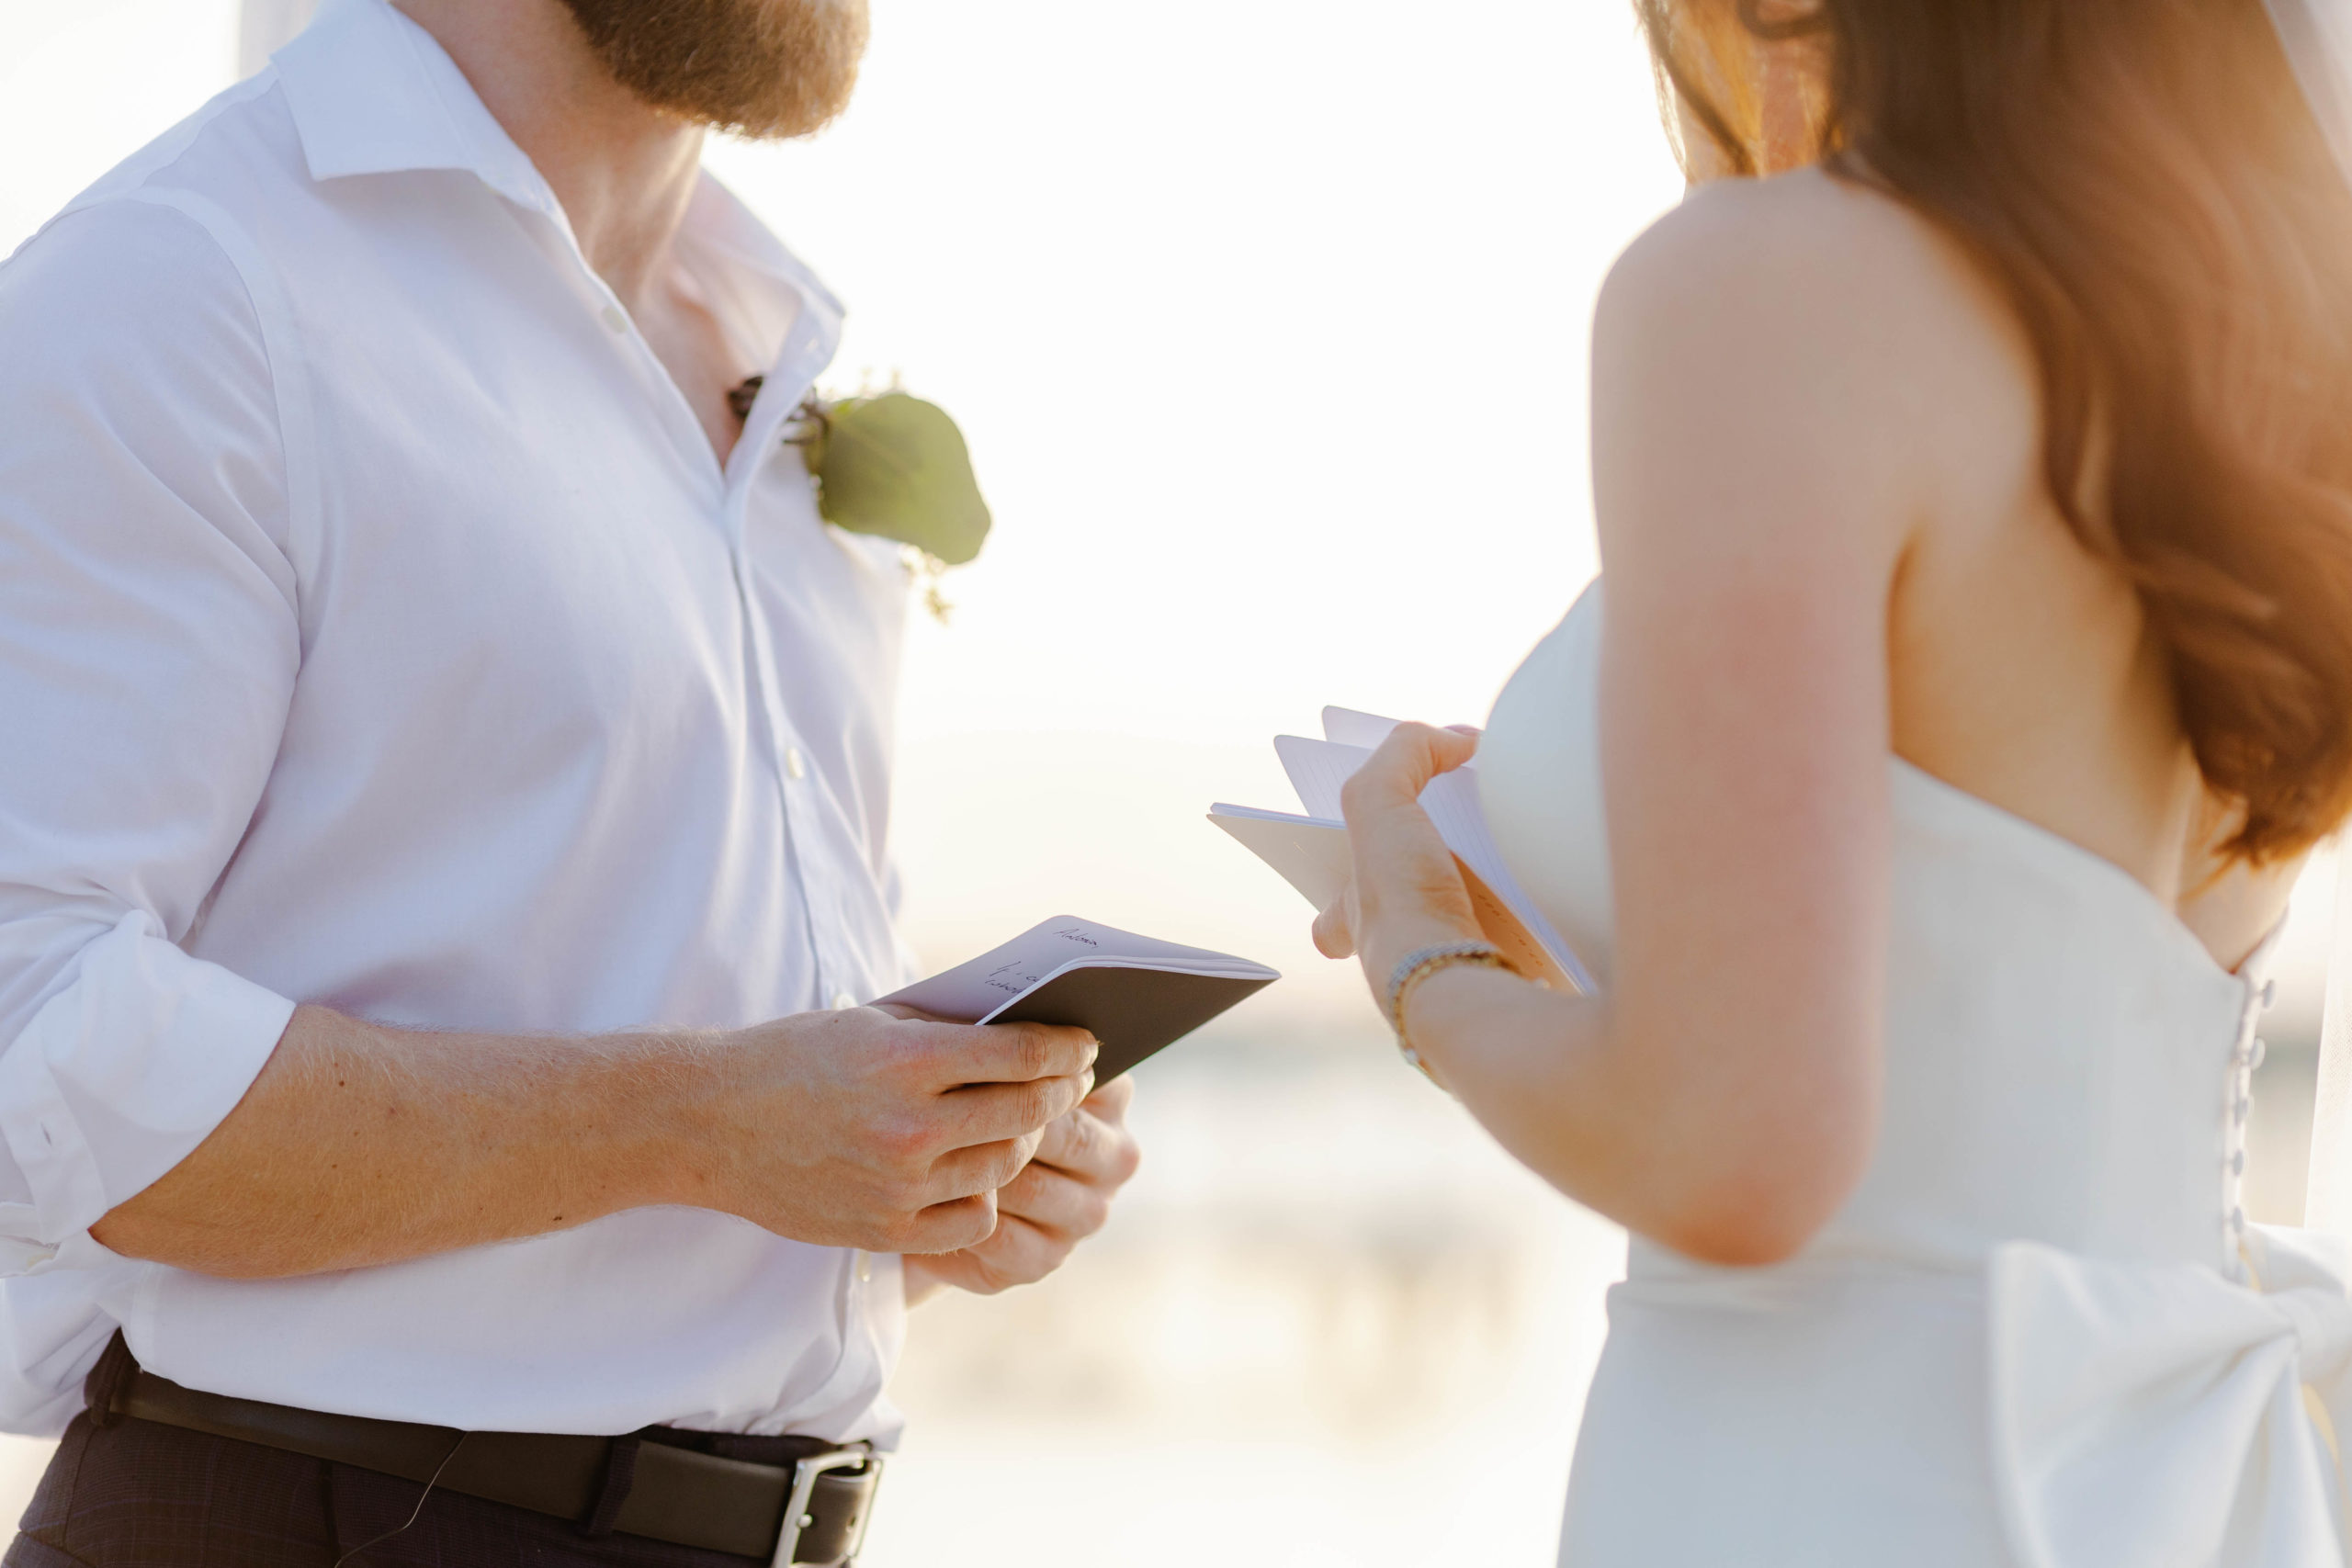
[
  {"left": 518, "top": 185, "right": 873, "bottom": 1021},
  {"left": 2227, "top": 974, "right": 2279, "bottom": 1280},
  {"left": 719, "top": 312, "right": 876, "bottom": 1019}
]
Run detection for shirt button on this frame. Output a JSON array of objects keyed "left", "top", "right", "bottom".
[
  {"left": 855, "top": 1250, "right": 874, "bottom": 1284},
  {"left": 831, "top": 991, "right": 858, "bottom": 1011},
  {"left": 784, "top": 747, "right": 807, "bottom": 781},
  {"left": 600, "top": 304, "right": 628, "bottom": 333}
]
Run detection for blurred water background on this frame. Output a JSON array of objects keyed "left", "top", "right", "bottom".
[{"left": 0, "top": 1, "right": 2338, "bottom": 1562}]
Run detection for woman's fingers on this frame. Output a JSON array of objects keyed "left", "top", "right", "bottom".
[
  {"left": 1313, "top": 887, "right": 1358, "bottom": 959},
  {"left": 1339, "top": 723, "right": 1479, "bottom": 824},
  {"left": 1309, "top": 723, "right": 1482, "bottom": 964},
  {"left": 1329, "top": 723, "right": 1488, "bottom": 973}
]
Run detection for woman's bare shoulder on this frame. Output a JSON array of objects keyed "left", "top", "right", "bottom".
[
  {"left": 1605, "top": 165, "right": 2008, "bottom": 336},
  {"left": 1595, "top": 166, "right": 2040, "bottom": 530}
]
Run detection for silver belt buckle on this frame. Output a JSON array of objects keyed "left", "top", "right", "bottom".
[{"left": 771, "top": 1449, "right": 884, "bottom": 1567}]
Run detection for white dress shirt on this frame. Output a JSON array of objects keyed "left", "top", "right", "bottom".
[{"left": 0, "top": 0, "right": 922, "bottom": 1438}]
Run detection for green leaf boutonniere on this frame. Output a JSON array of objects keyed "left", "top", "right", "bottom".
[{"left": 731, "top": 376, "right": 992, "bottom": 622}]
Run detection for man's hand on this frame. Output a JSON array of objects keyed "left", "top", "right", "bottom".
[
  {"left": 902, "top": 1075, "right": 1141, "bottom": 1301},
  {"left": 675, "top": 1007, "right": 1101, "bottom": 1257},
  {"left": 93, "top": 1002, "right": 1098, "bottom": 1280}
]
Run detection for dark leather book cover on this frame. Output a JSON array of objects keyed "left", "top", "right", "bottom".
[{"left": 988, "top": 965, "right": 1278, "bottom": 1081}]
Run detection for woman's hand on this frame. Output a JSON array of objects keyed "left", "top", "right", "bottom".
[
  {"left": 1311, "top": 723, "right": 1488, "bottom": 998},
  {"left": 901, "top": 1075, "right": 1142, "bottom": 1303}
]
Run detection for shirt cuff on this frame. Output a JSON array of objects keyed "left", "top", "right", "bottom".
[{"left": 0, "top": 910, "right": 295, "bottom": 1273}]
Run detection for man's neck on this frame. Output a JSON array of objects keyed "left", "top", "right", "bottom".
[{"left": 392, "top": 0, "right": 702, "bottom": 309}]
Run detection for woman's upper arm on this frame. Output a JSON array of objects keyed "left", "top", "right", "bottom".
[{"left": 1588, "top": 182, "right": 1941, "bottom": 1260}]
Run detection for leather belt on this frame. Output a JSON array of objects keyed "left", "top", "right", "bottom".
[{"left": 101, "top": 1364, "right": 883, "bottom": 1565}]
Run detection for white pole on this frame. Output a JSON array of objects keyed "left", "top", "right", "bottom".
[{"left": 238, "top": 0, "right": 319, "bottom": 79}]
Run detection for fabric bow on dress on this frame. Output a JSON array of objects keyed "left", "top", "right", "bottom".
[{"left": 1990, "top": 1226, "right": 2352, "bottom": 1566}]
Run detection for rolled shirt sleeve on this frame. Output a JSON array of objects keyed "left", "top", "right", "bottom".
[{"left": 0, "top": 196, "right": 304, "bottom": 1269}]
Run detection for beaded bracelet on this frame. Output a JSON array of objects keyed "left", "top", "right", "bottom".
[{"left": 1384, "top": 940, "right": 1514, "bottom": 1087}]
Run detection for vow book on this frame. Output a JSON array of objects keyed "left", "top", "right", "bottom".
[
  {"left": 878, "top": 917, "right": 1280, "bottom": 1081},
  {"left": 1209, "top": 707, "right": 1593, "bottom": 993}
]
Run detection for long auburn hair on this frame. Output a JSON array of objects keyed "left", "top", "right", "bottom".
[{"left": 1640, "top": 0, "right": 2352, "bottom": 863}]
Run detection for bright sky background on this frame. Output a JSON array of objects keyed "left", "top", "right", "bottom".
[{"left": 708, "top": 0, "right": 1679, "bottom": 745}]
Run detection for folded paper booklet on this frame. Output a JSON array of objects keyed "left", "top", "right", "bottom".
[
  {"left": 879, "top": 917, "right": 1280, "bottom": 1081},
  {"left": 1209, "top": 707, "right": 1593, "bottom": 994}
]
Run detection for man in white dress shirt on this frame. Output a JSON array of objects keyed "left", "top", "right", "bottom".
[{"left": 0, "top": 0, "right": 1140, "bottom": 1562}]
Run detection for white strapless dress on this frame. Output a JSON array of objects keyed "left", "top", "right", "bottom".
[{"left": 1477, "top": 581, "right": 2352, "bottom": 1567}]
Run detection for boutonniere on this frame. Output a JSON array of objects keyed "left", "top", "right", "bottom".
[{"left": 730, "top": 376, "right": 991, "bottom": 621}]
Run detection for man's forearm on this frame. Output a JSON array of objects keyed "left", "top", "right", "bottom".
[
  {"left": 88, "top": 999, "right": 1102, "bottom": 1279},
  {"left": 91, "top": 1004, "right": 698, "bottom": 1279}
]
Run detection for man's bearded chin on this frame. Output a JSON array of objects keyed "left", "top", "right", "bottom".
[{"left": 555, "top": 0, "right": 872, "bottom": 141}]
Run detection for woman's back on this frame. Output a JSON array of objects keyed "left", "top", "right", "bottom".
[{"left": 1598, "top": 166, "right": 2284, "bottom": 965}]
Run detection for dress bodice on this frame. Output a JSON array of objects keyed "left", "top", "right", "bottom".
[{"left": 1476, "top": 580, "right": 2267, "bottom": 1276}]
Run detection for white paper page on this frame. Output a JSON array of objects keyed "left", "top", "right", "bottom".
[
  {"left": 1208, "top": 807, "right": 1352, "bottom": 908},
  {"left": 1321, "top": 707, "right": 1401, "bottom": 750},
  {"left": 1274, "top": 735, "right": 1370, "bottom": 820},
  {"left": 1264, "top": 736, "right": 1587, "bottom": 988},
  {"left": 1208, "top": 802, "right": 1343, "bottom": 829},
  {"left": 880, "top": 916, "right": 1274, "bottom": 1021}
]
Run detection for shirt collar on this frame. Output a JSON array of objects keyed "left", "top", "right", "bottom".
[
  {"left": 272, "top": 0, "right": 561, "bottom": 216},
  {"left": 269, "top": 0, "right": 846, "bottom": 389}
]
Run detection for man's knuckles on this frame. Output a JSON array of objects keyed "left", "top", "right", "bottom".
[
  {"left": 1006, "top": 1025, "right": 1064, "bottom": 1080},
  {"left": 1044, "top": 1191, "right": 1111, "bottom": 1241},
  {"left": 952, "top": 1232, "right": 1058, "bottom": 1296},
  {"left": 920, "top": 1137, "right": 1030, "bottom": 1203},
  {"left": 991, "top": 1075, "right": 1074, "bottom": 1136},
  {"left": 1086, "top": 1074, "right": 1136, "bottom": 1118},
  {"left": 872, "top": 1112, "right": 944, "bottom": 1168},
  {"left": 998, "top": 1166, "right": 1114, "bottom": 1240},
  {"left": 1041, "top": 1109, "right": 1141, "bottom": 1185},
  {"left": 1019, "top": 1024, "right": 1100, "bottom": 1084},
  {"left": 978, "top": 1139, "right": 1031, "bottom": 1191},
  {"left": 1102, "top": 1124, "right": 1142, "bottom": 1185},
  {"left": 905, "top": 1194, "right": 999, "bottom": 1255}
]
